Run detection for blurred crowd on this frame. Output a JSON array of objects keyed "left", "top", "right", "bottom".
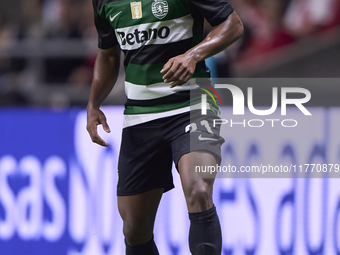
[
  {"left": 0, "top": 0, "right": 97, "bottom": 106},
  {"left": 0, "top": 0, "right": 340, "bottom": 106},
  {"left": 229, "top": 0, "right": 340, "bottom": 64},
  {"left": 209, "top": 0, "right": 340, "bottom": 76}
]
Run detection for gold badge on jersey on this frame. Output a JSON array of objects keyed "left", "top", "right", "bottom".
[{"left": 130, "top": 2, "right": 142, "bottom": 19}]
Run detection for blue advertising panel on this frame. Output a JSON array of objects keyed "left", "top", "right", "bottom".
[
  {"left": 0, "top": 107, "right": 340, "bottom": 255},
  {"left": 0, "top": 108, "right": 74, "bottom": 254}
]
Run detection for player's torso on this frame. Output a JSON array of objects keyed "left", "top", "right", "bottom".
[{"left": 95, "top": 0, "right": 209, "bottom": 119}]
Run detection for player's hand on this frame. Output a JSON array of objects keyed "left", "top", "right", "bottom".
[
  {"left": 160, "top": 53, "right": 197, "bottom": 88},
  {"left": 86, "top": 107, "right": 111, "bottom": 147}
]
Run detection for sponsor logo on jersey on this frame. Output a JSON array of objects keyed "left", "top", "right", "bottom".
[
  {"left": 151, "top": 0, "right": 168, "bottom": 19},
  {"left": 110, "top": 11, "right": 122, "bottom": 22},
  {"left": 131, "top": 2, "right": 142, "bottom": 19},
  {"left": 117, "top": 26, "right": 170, "bottom": 45}
]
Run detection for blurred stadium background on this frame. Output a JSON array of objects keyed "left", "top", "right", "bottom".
[{"left": 1, "top": 0, "right": 340, "bottom": 254}]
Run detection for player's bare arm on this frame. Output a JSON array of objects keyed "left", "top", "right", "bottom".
[
  {"left": 86, "top": 45, "right": 120, "bottom": 147},
  {"left": 161, "top": 11, "right": 243, "bottom": 87}
]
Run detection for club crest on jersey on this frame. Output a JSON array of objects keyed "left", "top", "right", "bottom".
[
  {"left": 151, "top": 0, "right": 168, "bottom": 19},
  {"left": 130, "top": 2, "right": 142, "bottom": 19}
]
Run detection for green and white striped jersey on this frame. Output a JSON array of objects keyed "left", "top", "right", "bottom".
[{"left": 92, "top": 0, "right": 233, "bottom": 127}]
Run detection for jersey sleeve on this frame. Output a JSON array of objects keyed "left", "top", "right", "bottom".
[
  {"left": 188, "top": 0, "right": 234, "bottom": 27},
  {"left": 92, "top": 1, "right": 119, "bottom": 49}
]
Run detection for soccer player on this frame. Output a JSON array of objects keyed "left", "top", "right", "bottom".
[{"left": 87, "top": 0, "right": 243, "bottom": 254}]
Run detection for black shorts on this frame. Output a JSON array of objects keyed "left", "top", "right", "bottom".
[{"left": 117, "top": 110, "right": 225, "bottom": 196}]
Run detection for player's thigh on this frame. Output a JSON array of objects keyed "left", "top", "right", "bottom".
[
  {"left": 178, "top": 150, "right": 217, "bottom": 186},
  {"left": 118, "top": 188, "right": 164, "bottom": 226},
  {"left": 171, "top": 110, "right": 224, "bottom": 197},
  {"left": 178, "top": 151, "right": 217, "bottom": 212},
  {"left": 118, "top": 188, "right": 164, "bottom": 244}
]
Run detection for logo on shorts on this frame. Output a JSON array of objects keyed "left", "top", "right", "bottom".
[
  {"left": 151, "top": 0, "right": 168, "bottom": 19},
  {"left": 198, "top": 134, "right": 218, "bottom": 141},
  {"left": 131, "top": 2, "right": 142, "bottom": 19}
]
